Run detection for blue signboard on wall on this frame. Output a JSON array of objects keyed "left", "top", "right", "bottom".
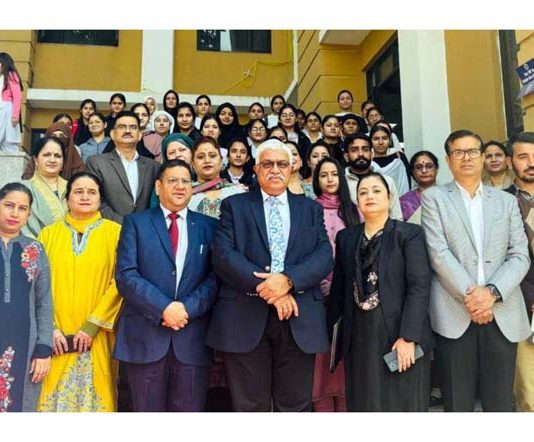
[{"left": 517, "top": 58, "right": 534, "bottom": 98}]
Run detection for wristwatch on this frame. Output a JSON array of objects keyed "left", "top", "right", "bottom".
[{"left": 486, "top": 284, "right": 502, "bottom": 302}]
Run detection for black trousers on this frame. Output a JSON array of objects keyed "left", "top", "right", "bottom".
[
  {"left": 436, "top": 320, "right": 517, "bottom": 412},
  {"left": 223, "top": 308, "right": 315, "bottom": 412}
]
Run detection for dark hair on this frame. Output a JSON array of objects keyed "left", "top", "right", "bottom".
[
  {"left": 306, "top": 111, "right": 322, "bottom": 125},
  {"left": 482, "top": 140, "right": 509, "bottom": 156},
  {"left": 0, "top": 52, "right": 23, "bottom": 92},
  {"left": 270, "top": 94, "right": 285, "bottom": 109},
  {"left": 31, "top": 136, "right": 65, "bottom": 158},
  {"left": 444, "top": 129, "right": 483, "bottom": 154},
  {"left": 0, "top": 182, "right": 33, "bottom": 206},
  {"left": 342, "top": 113, "right": 367, "bottom": 134},
  {"left": 228, "top": 137, "right": 252, "bottom": 158},
  {"left": 509, "top": 132, "right": 534, "bottom": 155},
  {"left": 342, "top": 133, "right": 371, "bottom": 153},
  {"left": 248, "top": 117, "right": 268, "bottom": 133},
  {"left": 337, "top": 89, "right": 353, "bottom": 101},
  {"left": 268, "top": 125, "right": 288, "bottom": 140},
  {"left": 192, "top": 136, "right": 221, "bottom": 157},
  {"left": 66, "top": 172, "right": 102, "bottom": 200},
  {"left": 88, "top": 112, "right": 106, "bottom": 125},
  {"left": 248, "top": 102, "right": 265, "bottom": 114},
  {"left": 302, "top": 141, "right": 331, "bottom": 179},
  {"left": 200, "top": 113, "right": 221, "bottom": 132},
  {"left": 313, "top": 157, "right": 359, "bottom": 227},
  {"left": 215, "top": 102, "right": 239, "bottom": 127},
  {"left": 79, "top": 98, "right": 96, "bottom": 112},
  {"left": 321, "top": 115, "right": 340, "bottom": 129},
  {"left": 109, "top": 93, "right": 126, "bottom": 106},
  {"left": 52, "top": 113, "right": 73, "bottom": 124},
  {"left": 409, "top": 150, "right": 439, "bottom": 180},
  {"left": 296, "top": 109, "right": 306, "bottom": 119},
  {"left": 195, "top": 94, "right": 211, "bottom": 106},
  {"left": 157, "top": 159, "right": 192, "bottom": 181},
  {"left": 113, "top": 110, "right": 141, "bottom": 127},
  {"left": 356, "top": 171, "right": 391, "bottom": 196},
  {"left": 176, "top": 102, "right": 196, "bottom": 119},
  {"left": 279, "top": 103, "right": 297, "bottom": 121},
  {"left": 365, "top": 106, "right": 383, "bottom": 119},
  {"left": 360, "top": 100, "right": 374, "bottom": 113},
  {"left": 130, "top": 102, "right": 150, "bottom": 116},
  {"left": 369, "top": 124, "right": 391, "bottom": 142},
  {"left": 163, "top": 89, "right": 180, "bottom": 111}
]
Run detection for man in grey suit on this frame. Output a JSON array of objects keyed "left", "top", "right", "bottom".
[
  {"left": 421, "top": 129, "right": 531, "bottom": 411},
  {"left": 86, "top": 110, "right": 159, "bottom": 224}
]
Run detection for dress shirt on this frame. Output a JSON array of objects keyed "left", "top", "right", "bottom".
[
  {"left": 456, "top": 181, "right": 485, "bottom": 284},
  {"left": 116, "top": 148, "right": 140, "bottom": 203},
  {"left": 161, "top": 204, "right": 189, "bottom": 294},
  {"left": 261, "top": 189, "right": 290, "bottom": 255}
]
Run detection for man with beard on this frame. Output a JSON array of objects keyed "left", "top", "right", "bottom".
[
  {"left": 505, "top": 132, "right": 534, "bottom": 411},
  {"left": 343, "top": 133, "right": 403, "bottom": 219}
]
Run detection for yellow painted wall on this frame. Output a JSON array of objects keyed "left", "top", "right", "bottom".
[
  {"left": 33, "top": 30, "right": 142, "bottom": 91},
  {"left": 517, "top": 30, "right": 534, "bottom": 131},
  {"left": 0, "top": 30, "right": 35, "bottom": 149},
  {"left": 173, "top": 30, "right": 293, "bottom": 97},
  {"left": 445, "top": 30, "right": 506, "bottom": 141},
  {"left": 297, "top": 30, "right": 395, "bottom": 116}
]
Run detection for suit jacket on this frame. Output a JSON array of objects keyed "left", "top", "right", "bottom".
[
  {"left": 327, "top": 219, "right": 435, "bottom": 360},
  {"left": 86, "top": 149, "right": 160, "bottom": 224},
  {"left": 113, "top": 207, "right": 219, "bottom": 366},
  {"left": 205, "top": 189, "right": 334, "bottom": 354},
  {"left": 421, "top": 182, "right": 531, "bottom": 342}
]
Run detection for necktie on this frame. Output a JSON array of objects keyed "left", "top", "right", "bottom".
[
  {"left": 168, "top": 212, "right": 179, "bottom": 256},
  {"left": 267, "top": 197, "right": 286, "bottom": 273}
]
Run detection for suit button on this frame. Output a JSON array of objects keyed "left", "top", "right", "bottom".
[
  {"left": 172, "top": 271, "right": 176, "bottom": 276},
  {"left": 264, "top": 266, "right": 271, "bottom": 272}
]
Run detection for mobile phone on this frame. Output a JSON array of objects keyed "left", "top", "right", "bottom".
[
  {"left": 383, "top": 344, "right": 424, "bottom": 372},
  {"left": 64, "top": 335, "right": 91, "bottom": 353}
]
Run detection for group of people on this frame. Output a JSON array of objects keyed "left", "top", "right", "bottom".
[{"left": 2, "top": 48, "right": 534, "bottom": 413}]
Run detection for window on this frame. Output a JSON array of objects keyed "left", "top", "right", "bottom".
[
  {"left": 499, "top": 30, "right": 524, "bottom": 138},
  {"left": 197, "top": 30, "right": 271, "bottom": 53},
  {"left": 37, "top": 30, "right": 118, "bottom": 47},
  {"left": 366, "top": 39, "right": 403, "bottom": 141}
]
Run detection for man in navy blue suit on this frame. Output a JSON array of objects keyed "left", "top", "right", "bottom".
[
  {"left": 206, "top": 138, "right": 333, "bottom": 411},
  {"left": 114, "top": 159, "right": 218, "bottom": 411}
]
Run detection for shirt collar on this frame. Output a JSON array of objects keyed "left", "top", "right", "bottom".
[
  {"left": 160, "top": 204, "right": 188, "bottom": 220},
  {"left": 455, "top": 180, "right": 483, "bottom": 199},
  {"left": 261, "top": 189, "right": 288, "bottom": 205},
  {"left": 116, "top": 148, "right": 139, "bottom": 162}
]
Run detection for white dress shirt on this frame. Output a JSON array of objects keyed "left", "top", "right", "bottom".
[
  {"left": 116, "top": 148, "right": 140, "bottom": 203},
  {"left": 261, "top": 189, "right": 290, "bottom": 253},
  {"left": 160, "top": 204, "right": 189, "bottom": 294},
  {"left": 456, "top": 181, "right": 485, "bottom": 284}
]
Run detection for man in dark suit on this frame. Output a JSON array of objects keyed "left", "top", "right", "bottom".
[
  {"left": 206, "top": 138, "right": 333, "bottom": 411},
  {"left": 86, "top": 110, "right": 159, "bottom": 224},
  {"left": 114, "top": 159, "right": 218, "bottom": 411}
]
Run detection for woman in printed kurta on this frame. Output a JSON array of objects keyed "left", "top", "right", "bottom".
[
  {"left": 37, "top": 172, "right": 122, "bottom": 412},
  {"left": 21, "top": 136, "right": 68, "bottom": 239},
  {"left": 0, "top": 183, "right": 53, "bottom": 412}
]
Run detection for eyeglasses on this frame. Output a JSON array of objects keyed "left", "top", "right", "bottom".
[
  {"left": 115, "top": 124, "right": 139, "bottom": 132},
  {"left": 251, "top": 127, "right": 266, "bottom": 132},
  {"left": 259, "top": 160, "right": 290, "bottom": 170},
  {"left": 164, "top": 177, "right": 192, "bottom": 187},
  {"left": 449, "top": 149, "right": 481, "bottom": 160},
  {"left": 413, "top": 163, "right": 436, "bottom": 171}
]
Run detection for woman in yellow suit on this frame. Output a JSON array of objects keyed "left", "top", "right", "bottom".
[{"left": 37, "top": 172, "right": 122, "bottom": 412}]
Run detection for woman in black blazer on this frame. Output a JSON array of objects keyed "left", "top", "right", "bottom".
[{"left": 327, "top": 172, "right": 434, "bottom": 411}]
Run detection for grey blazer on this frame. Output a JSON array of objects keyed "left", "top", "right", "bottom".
[
  {"left": 421, "top": 182, "right": 531, "bottom": 342},
  {"left": 86, "top": 149, "right": 160, "bottom": 224}
]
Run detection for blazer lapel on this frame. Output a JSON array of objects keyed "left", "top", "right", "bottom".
[
  {"left": 378, "top": 218, "right": 394, "bottom": 277},
  {"left": 447, "top": 182, "right": 477, "bottom": 250},
  {"left": 249, "top": 189, "right": 270, "bottom": 250},
  {"left": 150, "top": 207, "right": 175, "bottom": 263},
  {"left": 179, "top": 212, "right": 197, "bottom": 289},
  {"left": 109, "top": 150, "right": 134, "bottom": 199},
  {"left": 286, "top": 192, "right": 303, "bottom": 254},
  {"left": 136, "top": 157, "right": 148, "bottom": 200},
  {"left": 482, "top": 186, "right": 494, "bottom": 254}
]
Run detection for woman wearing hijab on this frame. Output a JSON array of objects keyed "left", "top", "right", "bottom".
[
  {"left": 215, "top": 102, "right": 242, "bottom": 151},
  {"left": 162, "top": 89, "right": 180, "bottom": 132}
]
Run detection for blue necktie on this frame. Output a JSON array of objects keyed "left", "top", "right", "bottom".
[{"left": 267, "top": 196, "right": 286, "bottom": 273}]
